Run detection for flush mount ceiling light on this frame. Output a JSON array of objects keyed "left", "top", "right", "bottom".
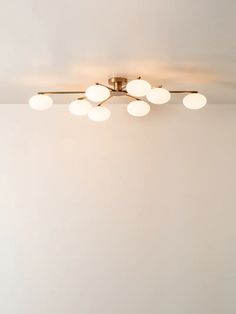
[{"left": 29, "top": 77, "right": 207, "bottom": 121}]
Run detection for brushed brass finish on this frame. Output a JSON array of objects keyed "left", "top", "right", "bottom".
[
  {"left": 38, "top": 89, "right": 198, "bottom": 95},
  {"left": 108, "top": 77, "right": 128, "bottom": 91},
  {"left": 97, "top": 95, "right": 113, "bottom": 107},
  {"left": 169, "top": 90, "right": 198, "bottom": 94},
  {"left": 36, "top": 77, "right": 199, "bottom": 106},
  {"left": 38, "top": 91, "right": 85, "bottom": 95},
  {"left": 95, "top": 82, "right": 115, "bottom": 91}
]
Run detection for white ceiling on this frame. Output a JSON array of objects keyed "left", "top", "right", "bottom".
[{"left": 0, "top": 0, "right": 236, "bottom": 103}]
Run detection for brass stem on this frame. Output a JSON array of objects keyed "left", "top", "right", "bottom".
[
  {"left": 97, "top": 95, "right": 113, "bottom": 106},
  {"left": 122, "top": 91, "right": 141, "bottom": 101},
  {"left": 169, "top": 90, "right": 198, "bottom": 94},
  {"left": 95, "top": 83, "right": 116, "bottom": 92},
  {"left": 38, "top": 91, "right": 85, "bottom": 95}
]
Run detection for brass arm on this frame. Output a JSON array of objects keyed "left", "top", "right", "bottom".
[{"left": 38, "top": 91, "right": 85, "bottom": 95}]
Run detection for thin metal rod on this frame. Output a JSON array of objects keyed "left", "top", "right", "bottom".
[
  {"left": 97, "top": 95, "right": 113, "bottom": 106},
  {"left": 169, "top": 90, "right": 198, "bottom": 94},
  {"left": 125, "top": 94, "right": 141, "bottom": 101},
  {"left": 38, "top": 91, "right": 85, "bottom": 95},
  {"left": 38, "top": 90, "right": 198, "bottom": 95},
  {"left": 95, "top": 83, "right": 116, "bottom": 92}
]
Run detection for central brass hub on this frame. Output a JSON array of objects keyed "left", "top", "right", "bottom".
[{"left": 108, "top": 77, "right": 127, "bottom": 91}]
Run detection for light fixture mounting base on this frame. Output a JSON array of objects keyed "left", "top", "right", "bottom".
[{"left": 108, "top": 77, "right": 127, "bottom": 91}]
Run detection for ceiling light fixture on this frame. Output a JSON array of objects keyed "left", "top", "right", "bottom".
[{"left": 29, "top": 77, "right": 207, "bottom": 121}]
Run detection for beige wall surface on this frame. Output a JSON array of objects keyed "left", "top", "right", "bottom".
[{"left": 0, "top": 103, "right": 235, "bottom": 314}]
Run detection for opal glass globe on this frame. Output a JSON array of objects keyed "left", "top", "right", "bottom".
[
  {"left": 127, "top": 100, "right": 150, "bottom": 117},
  {"left": 29, "top": 94, "right": 53, "bottom": 111},
  {"left": 69, "top": 99, "right": 92, "bottom": 116},
  {"left": 86, "top": 85, "right": 110, "bottom": 102},
  {"left": 183, "top": 93, "right": 207, "bottom": 109},
  {"left": 126, "top": 79, "right": 151, "bottom": 97},
  {"left": 88, "top": 106, "right": 111, "bottom": 122},
  {"left": 147, "top": 88, "right": 171, "bottom": 104}
]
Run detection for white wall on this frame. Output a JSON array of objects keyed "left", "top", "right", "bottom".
[{"left": 0, "top": 103, "right": 235, "bottom": 314}]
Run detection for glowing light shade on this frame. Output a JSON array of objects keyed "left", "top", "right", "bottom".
[
  {"left": 127, "top": 100, "right": 150, "bottom": 117},
  {"left": 88, "top": 106, "right": 111, "bottom": 122},
  {"left": 69, "top": 99, "right": 92, "bottom": 116},
  {"left": 126, "top": 79, "right": 151, "bottom": 97},
  {"left": 29, "top": 94, "right": 53, "bottom": 111},
  {"left": 86, "top": 85, "right": 110, "bottom": 102},
  {"left": 147, "top": 88, "right": 171, "bottom": 104},
  {"left": 183, "top": 93, "right": 207, "bottom": 110}
]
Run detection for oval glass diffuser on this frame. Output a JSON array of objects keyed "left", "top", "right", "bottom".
[
  {"left": 147, "top": 88, "right": 171, "bottom": 104},
  {"left": 69, "top": 99, "right": 92, "bottom": 116},
  {"left": 29, "top": 94, "right": 53, "bottom": 111},
  {"left": 127, "top": 100, "right": 150, "bottom": 117},
  {"left": 183, "top": 93, "right": 207, "bottom": 110},
  {"left": 86, "top": 85, "right": 110, "bottom": 102},
  {"left": 88, "top": 106, "right": 111, "bottom": 122},
  {"left": 126, "top": 79, "right": 151, "bottom": 97}
]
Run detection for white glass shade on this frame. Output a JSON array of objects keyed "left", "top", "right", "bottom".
[
  {"left": 69, "top": 99, "right": 92, "bottom": 116},
  {"left": 146, "top": 88, "right": 171, "bottom": 104},
  {"left": 183, "top": 93, "right": 207, "bottom": 110},
  {"left": 85, "top": 85, "right": 110, "bottom": 102},
  {"left": 126, "top": 79, "right": 151, "bottom": 97},
  {"left": 88, "top": 106, "right": 111, "bottom": 122},
  {"left": 127, "top": 100, "right": 150, "bottom": 117},
  {"left": 29, "top": 94, "right": 53, "bottom": 111}
]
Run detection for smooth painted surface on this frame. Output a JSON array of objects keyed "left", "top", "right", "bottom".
[
  {"left": 0, "top": 103, "right": 235, "bottom": 314},
  {"left": 0, "top": 0, "right": 235, "bottom": 103}
]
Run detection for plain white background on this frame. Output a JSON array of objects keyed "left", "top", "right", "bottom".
[{"left": 0, "top": 103, "right": 235, "bottom": 314}]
